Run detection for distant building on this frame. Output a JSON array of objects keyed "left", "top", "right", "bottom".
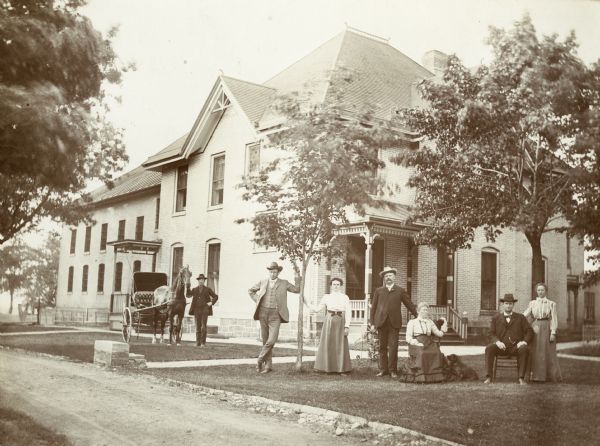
[{"left": 56, "top": 28, "right": 597, "bottom": 338}]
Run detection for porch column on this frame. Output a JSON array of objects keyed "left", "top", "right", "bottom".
[
  {"left": 111, "top": 246, "right": 118, "bottom": 312},
  {"left": 361, "top": 226, "right": 379, "bottom": 329}
]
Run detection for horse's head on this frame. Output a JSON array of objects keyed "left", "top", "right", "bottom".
[{"left": 179, "top": 265, "right": 192, "bottom": 287}]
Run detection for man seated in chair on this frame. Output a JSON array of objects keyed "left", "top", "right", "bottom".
[{"left": 484, "top": 293, "right": 533, "bottom": 385}]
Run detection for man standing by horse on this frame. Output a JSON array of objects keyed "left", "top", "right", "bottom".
[
  {"left": 187, "top": 273, "right": 218, "bottom": 347},
  {"left": 248, "top": 261, "right": 300, "bottom": 374}
]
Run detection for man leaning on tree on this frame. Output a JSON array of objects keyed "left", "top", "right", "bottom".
[{"left": 248, "top": 261, "right": 300, "bottom": 374}]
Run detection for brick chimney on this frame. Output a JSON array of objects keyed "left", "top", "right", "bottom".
[{"left": 422, "top": 50, "right": 449, "bottom": 76}]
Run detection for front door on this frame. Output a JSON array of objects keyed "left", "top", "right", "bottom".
[{"left": 345, "top": 236, "right": 384, "bottom": 300}]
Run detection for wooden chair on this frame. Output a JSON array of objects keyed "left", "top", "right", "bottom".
[{"left": 492, "top": 355, "right": 518, "bottom": 380}]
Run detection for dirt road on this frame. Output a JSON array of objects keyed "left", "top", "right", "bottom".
[{"left": 0, "top": 349, "right": 370, "bottom": 446}]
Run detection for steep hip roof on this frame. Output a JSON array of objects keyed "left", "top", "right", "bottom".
[
  {"left": 264, "top": 29, "right": 433, "bottom": 121},
  {"left": 134, "top": 28, "right": 435, "bottom": 190}
]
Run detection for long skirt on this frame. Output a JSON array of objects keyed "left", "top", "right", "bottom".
[
  {"left": 407, "top": 334, "right": 445, "bottom": 383},
  {"left": 528, "top": 319, "right": 562, "bottom": 382},
  {"left": 314, "top": 313, "right": 352, "bottom": 373}
]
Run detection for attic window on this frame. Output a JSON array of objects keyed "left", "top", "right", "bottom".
[{"left": 212, "top": 91, "right": 231, "bottom": 113}]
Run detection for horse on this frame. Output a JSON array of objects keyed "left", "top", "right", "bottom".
[{"left": 152, "top": 266, "right": 192, "bottom": 345}]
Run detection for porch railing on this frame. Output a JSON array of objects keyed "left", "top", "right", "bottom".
[
  {"left": 583, "top": 324, "right": 600, "bottom": 342},
  {"left": 55, "top": 308, "right": 109, "bottom": 324},
  {"left": 349, "top": 301, "right": 468, "bottom": 341},
  {"left": 350, "top": 300, "right": 368, "bottom": 324},
  {"left": 448, "top": 306, "right": 468, "bottom": 341}
]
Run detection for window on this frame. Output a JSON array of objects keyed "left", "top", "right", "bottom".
[
  {"left": 171, "top": 246, "right": 184, "bottom": 286},
  {"left": 481, "top": 250, "right": 498, "bottom": 311},
  {"left": 584, "top": 292, "right": 595, "bottom": 322},
  {"left": 67, "top": 266, "right": 74, "bottom": 292},
  {"left": 437, "top": 247, "right": 454, "bottom": 306},
  {"left": 406, "top": 239, "right": 414, "bottom": 298},
  {"left": 84, "top": 226, "right": 91, "bottom": 253},
  {"left": 207, "top": 243, "right": 221, "bottom": 293},
  {"left": 210, "top": 155, "right": 225, "bottom": 206},
  {"left": 176, "top": 165, "right": 188, "bottom": 212},
  {"left": 115, "top": 262, "right": 123, "bottom": 292},
  {"left": 81, "top": 265, "right": 88, "bottom": 292},
  {"left": 246, "top": 143, "right": 260, "bottom": 174},
  {"left": 566, "top": 236, "right": 571, "bottom": 271},
  {"left": 97, "top": 264, "right": 105, "bottom": 292},
  {"left": 118, "top": 220, "right": 126, "bottom": 241},
  {"left": 133, "top": 260, "right": 141, "bottom": 273},
  {"left": 100, "top": 223, "right": 108, "bottom": 251},
  {"left": 70, "top": 229, "right": 76, "bottom": 254},
  {"left": 135, "top": 216, "right": 144, "bottom": 241},
  {"left": 155, "top": 198, "right": 160, "bottom": 230}
]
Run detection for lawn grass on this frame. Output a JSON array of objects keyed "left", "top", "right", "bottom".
[
  {"left": 0, "top": 331, "right": 313, "bottom": 363},
  {"left": 0, "top": 407, "right": 72, "bottom": 446},
  {"left": 142, "top": 355, "right": 600, "bottom": 446},
  {"left": 562, "top": 342, "right": 600, "bottom": 357},
  {"left": 0, "top": 323, "right": 76, "bottom": 333}
]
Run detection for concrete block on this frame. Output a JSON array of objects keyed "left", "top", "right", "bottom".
[{"left": 94, "top": 340, "right": 130, "bottom": 367}]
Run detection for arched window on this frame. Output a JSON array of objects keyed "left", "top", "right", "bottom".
[
  {"left": 206, "top": 238, "right": 221, "bottom": 293},
  {"left": 115, "top": 262, "right": 123, "bottom": 292},
  {"left": 133, "top": 260, "right": 141, "bottom": 273},
  {"left": 97, "top": 264, "right": 105, "bottom": 292},
  {"left": 481, "top": 248, "right": 499, "bottom": 311},
  {"left": 171, "top": 244, "right": 184, "bottom": 286},
  {"left": 82, "top": 265, "right": 89, "bottom": 292},
  {"left": 67, "top": 266, "right": 74, "bottom": 293}
]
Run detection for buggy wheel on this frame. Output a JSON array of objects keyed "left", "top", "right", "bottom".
[{"left": 122, "top": 307, "right": 133, "bottom": 343}]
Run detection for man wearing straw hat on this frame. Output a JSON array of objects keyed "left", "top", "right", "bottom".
[
  {"left": 248, "top": 261, "right": 300, "bottom": 374},
  {"left": 370, "top": 266, "right": 417, "bottom": 378}
]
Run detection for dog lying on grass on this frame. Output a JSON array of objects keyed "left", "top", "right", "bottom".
[{"left": 443, "top": 354, "right": 479, "bottom": 381}]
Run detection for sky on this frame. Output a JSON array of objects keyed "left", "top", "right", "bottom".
[{"left": 81, "top": 0, "right": 600, "bottom": 173}]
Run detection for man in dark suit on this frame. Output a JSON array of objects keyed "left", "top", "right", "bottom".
[
  {"left": 484, "top": 293, "right": 533, "bottom": 385},
  {"left": 370, "top": 266, "right": 417, "bottom": 378},
  {"left": 248, "top": 261, "right": 300, "bottom": 374},
  {"left": 187, "top": 273, "right": 218, "bottom": 347}
]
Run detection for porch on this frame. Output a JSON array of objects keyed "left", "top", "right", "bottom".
[{"left": 332, "top": 206, "right": 468, "bottom": 342}]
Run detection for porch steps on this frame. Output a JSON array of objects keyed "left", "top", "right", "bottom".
[{"left": 348, "top": 324, "right": 466, "bottom": 345}]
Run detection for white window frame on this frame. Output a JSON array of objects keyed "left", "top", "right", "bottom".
[
  {"left": 208, "top": 152, "right": 226, "bottom": 209},
  {"left": 480, "top": 247, "right": 500, "bottom": 312}
]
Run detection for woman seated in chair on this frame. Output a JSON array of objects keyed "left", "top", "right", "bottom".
[{"left": 405, "top": 302, "right": 447, "bottom": 383}]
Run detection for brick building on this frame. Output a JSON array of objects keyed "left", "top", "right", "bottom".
[{"left": 56, "top": 28, "right": 598, "bottom": 338}]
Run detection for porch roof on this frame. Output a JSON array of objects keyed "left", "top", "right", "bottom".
[
  {"left": 107, "top": 239, "right": 162, "bottom": 255},
  {"left": 337, "top": 201, "right": 424, "bottom": 237}
]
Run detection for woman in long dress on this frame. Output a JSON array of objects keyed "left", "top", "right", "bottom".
[
  {"left": 405, "top": 302, "right": 447, "bottom": 383},
  {"left": 523, "top": 283, "right": 562, "bottom": 382},
  {"left": 309, "top": 278, "right": 352, "bottom": 375}
]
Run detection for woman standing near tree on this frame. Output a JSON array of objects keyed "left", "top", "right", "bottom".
[
  {"left": 523, "top": 283, "right": 562, "bottom": 382},
  {"left": 308, "top": 278, "right": 352, "bottom": 375}
]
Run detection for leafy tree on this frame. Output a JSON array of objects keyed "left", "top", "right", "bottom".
[
  {"left": 23, "top": 231, "right": 60, "bottom": 319},
  {"left": 568, "top": 61, "right": 600, "bottom": 285},
  {"left": 0, "top": 239, "right": 32, "bottom": 314},
  {"left": 238, "top": 91, "right": 391, "bottom": 371},
  {"left": 397, "top": 15, "right": 599, "bottom": 293},
  {"left": 0, "top": 0, "right": 129, "bottom": 245}
]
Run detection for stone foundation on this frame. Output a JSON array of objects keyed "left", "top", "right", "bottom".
[{"left": 219, "top": 317, "right": 318, "bottom": 342}]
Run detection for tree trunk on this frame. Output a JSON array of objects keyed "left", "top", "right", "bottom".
[
  {"left": 295, "top": 263, "right": 309, "bottom": 372},
  {"left": 9, "top": 290, "right": 13, "bottom": 314},
  {"left": 527, "top": 232, "right": 545, "bottom": 300}
]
